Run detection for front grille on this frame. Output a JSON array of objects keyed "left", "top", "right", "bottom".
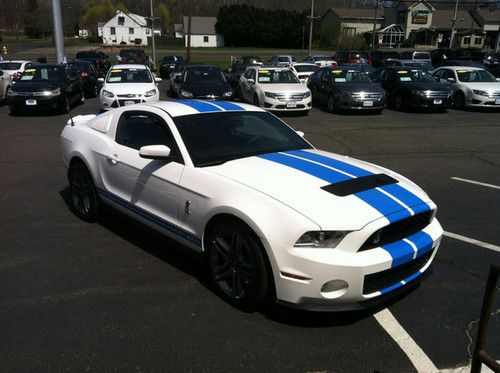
[
  {"left": 275, "top": 104, "right": 306, "bottom": 109},
  {"left": 351, "top": 92, "right": 383, "bottom": 100},
  {"left": 359, "top": 210, "right": 433, "bottom": 252},
  {"left": 425, "top": 91, "right": 449, "bottom": 98},
  {"left": 274, "top": 93, "right": 307, "bottom": 101},
  {"left": 118, "top": 99, "right": 142, "bottom": 106},
  {"left": 363, "top": 250, "right": 433, "bottom": 294},
  {"left": 117, "top": 94, "right": 141, "bottom": 98}
]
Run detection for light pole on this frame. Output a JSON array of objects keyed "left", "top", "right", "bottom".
[
  {"left": 51, "top": 0, "right": 65, "bottom": 63},
  {"left": 449, "top": 0, "right": 460, "bottom": 48},
  {"left": 149, "top": 0, "right": 158, "bottom": 71},
  {"left": 307, "top": 0, "right": 318, "bottom": 56},
  {"left": 371, "top": 0, "right": 381, "bottom": 50}
]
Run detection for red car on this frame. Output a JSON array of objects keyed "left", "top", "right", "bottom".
[{"left": 333, "top": 51, "right": 372, "bottom": 65}]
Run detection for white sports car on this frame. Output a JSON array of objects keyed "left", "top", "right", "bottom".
[
  {"left": 60, "top": 100, "right": 443, "bottom": 311},
  {"left": 98, "top": 64, "right": 161, "bottom": 111}
]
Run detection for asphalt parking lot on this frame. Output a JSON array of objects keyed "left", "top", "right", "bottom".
[{"left": 1, "top": 81, "right": 499, "bottom": 372}]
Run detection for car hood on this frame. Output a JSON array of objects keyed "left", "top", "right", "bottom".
[
  {"left": 459, "top": 82, "right": 500, "bottom": 90},
  {"left": 400, "top": 81, "right": 448, "bottom": 91},
  {"left": 103, "top": 82, "right": 156, "bottom": 94},
  {"left": 207, "top": 149, "right": 432, "bottom": 230},
  {"left": 258, "top": 83, "right": 309, "bottom": 93},
  {"left": 336, "top": 83, "right": 385, "bottom": 93},
  {"left": 180, "top": 82, "right": 232, "bottom": 96},
  {"left": 11, "top": 81, "right": 62, "bottom": 92}
]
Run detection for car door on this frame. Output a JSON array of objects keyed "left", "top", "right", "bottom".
[
  {"left": 100, "top": 110, "right": 185, "bottom": 236},
  {"left": 240, "top": 68, "right": 255, "bottom": 102},
  {"left": 308, "top": 69, "right": 324, "bottom": 103}
]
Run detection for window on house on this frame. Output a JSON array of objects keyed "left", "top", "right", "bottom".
[
  {"left": 342, "top": 27, "right": 356, "bottom": 36},
  {"left": 203, "top": 36, "right": 209, "bottom": 43},
  {"left": 118, "top": 16, "right": 125, "bottom": 26},
  {"left": 110, "top": 27, "right": 116, "bottom": 35},
  {"left": 462, "top": 36, "right": 470, "bottom": 45},
  {"left": 145, "top": 28, "right": 151, "bottom": 35},
  {"left": 129, "top": 28, "right": 134, "bottom": 34},
  {"left": 474, "top": 36, "right": 482, "bottom": 45}
]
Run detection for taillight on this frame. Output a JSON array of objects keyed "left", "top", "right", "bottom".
[
  {"left": 331, "top": 61, "right": 337, "bottom": 66},
  {"left": 80, "top": 71, "right": 89, "bottom": 77},
  {"left": 315, "top": 62, "right": 321, "bottom": 66},
  {"left": 12, "top": 72, "right": 22, "bottom": 81}
]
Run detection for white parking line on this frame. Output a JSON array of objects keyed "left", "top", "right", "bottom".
[
  {"left": 374, "top": 308, "right": 438, "bottom": 372},
  {"left": 443, "top": 231, "right": 500, "bottom": 253},
  {"left": 450, "top": 177, "right": 500, "bottom": 190}
]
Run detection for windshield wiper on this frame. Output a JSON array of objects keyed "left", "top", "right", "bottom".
[{"left": 197, "top": 159, "right": 230, "bottom": 167}]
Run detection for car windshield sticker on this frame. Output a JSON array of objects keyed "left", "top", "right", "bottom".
[
  {"left": 111, "top": 69, "right": 122, "bottom": 73},
  {"left": 108, "top": 77, "right": 121, "bottom": 82},
  {"left": 397, "top": 70, "right": 408, "bottom": 74},
  {"left": 334, "top": 78, "right": 346, "bottom": 82},
  {"left": 24, "top": 69, "right": 35, "bottom": 73},
  {"left": 457, "top": 69, "right": 470, "bottom": 73},
  {"left": 399, "top": 77, "right": 411, "bottom": 81},
  {"left": 332, "top": 70, "right": 342, "bottom": 74}
]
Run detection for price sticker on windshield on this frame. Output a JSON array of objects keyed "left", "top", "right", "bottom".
[
  {"left": 111, "top": 69, "right": 122, "bottom": 73},
  {"left": 397, "top": 70, "right": 408, "bottom": 74},
  {"left": 259, "top": 70, "right": 269, "bottom": 73},
  {"left": 331, "top": 70, "right": 342, "bottom": 74},
  {"left": 25, "top": 69, "right": 36, "bottom": 73}
]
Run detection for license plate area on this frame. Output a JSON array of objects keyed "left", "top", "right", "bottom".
[
  {"left": 495, "top": 99, "right": 500, "bottom": 105},
  {"left": 363, "top": 101, "right": 374, "bottom": 107},
  {"left": 433, "top": 99, "right": 442, "bottom": 105},
  {"left": 26, "top": 99, "right": 37, "bottom": 106},
  {"left": 124, "top": 100, "right": 135, "bottom": 106},
  {"left": 286, "top": 101, "right": 297, "bottom": 108}
]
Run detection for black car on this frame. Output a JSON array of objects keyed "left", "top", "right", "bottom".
[
  {"left": 68, "top": 59, "right": 100, "bottom": 98},
  {"left": 371, "top": 66, "right": 452, "bottom": 111},
  {"left": 119, "top": 49, "right": 149, "bottom": 66},
  {"left": 175, "top": 64, "right": 233, "bottom": 100},
  {"left": 7, "top": 64, "right": 84, "bottom": 115},
  {"left": 490, "top": 66, "right": 500, "bottom": 78},
  {"left": 239, "top": 55, "right": 262, "bottom": 64},
  {"left": 370, "top": 50, "right": 400, "bottom": 68},
  {"left": 75, "top": 50, "right": 110, "bottom": 76},
  {"left": 159, "top": 55, "right": 184, "bottom": 79},
  {"left": 307, "top": 66, "right": 385, "bottom": 113}
]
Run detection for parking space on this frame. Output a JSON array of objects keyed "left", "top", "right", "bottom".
[{"left": 0, "top": 81, "right": 499, "bottom": 371}]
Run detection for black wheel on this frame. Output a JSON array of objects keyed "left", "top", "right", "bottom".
[
  {"left": 9, "top": 105, "right": 18, "bottom": 115},
  {"left": 60, "top": 96, "right": 70, "bottom": 114},
  {"left": 206, "top": 220, "right": 269, "bottom": 309},
  {"left": 68, "top": 163, "right": 100, "bottom": 222},
  {"left": 253, "top": 94, "right": 260, "bottom": 107},
  {"left": 453, "top": 92, "right": 465, "bottom": 109},
  {"left": 393, "top": 94, "right": 404, "bottom": 111},
  {"left": 327, "top": 94, "right": 336, "bottom": 112}
]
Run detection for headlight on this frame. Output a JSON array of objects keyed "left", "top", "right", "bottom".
[
  {"left": 144, "top": 89, "right": 157, "bottom": 97},
  {"left": 294, "top": 231, "right": 349, "bottom": 248},
  {"left": 264, "top": 91, "right": 278, "bottom": 99},
  {"left": 180, "top": 89, "right": 193, "bottom": 98},
  {"left": 7, "top": 89, "right": 18, "bottom": 96},
  {"left": 222, "top": 91, "right": 233, "bottom": 98},
  {"left": 102, "top": 89, "right": 114, "bottom": 98},
  {"left": 473, "top": 89, "right": 488, "bottom": 96},
  {"left": 303, "top": 91, "right": 311, "bottom": 98},
  {"left": 411, "top": 90, "right": 425, "bottom": 97},
  {"left": 42, "top": 88, "right": 61, "bottom": 96}
]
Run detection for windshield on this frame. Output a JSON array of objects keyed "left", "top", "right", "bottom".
[
  {"left": 174, "top": 111, "right": 312, "bottom": 167},
  {"left": 106, "top": 68, "right": 152, "bottom": 83},
  {"left": 294, "top": 65, "right": 319, "bottom": 73},
  {"left": 394, "top": 69, "right": 435, "bottom": 82},
  {"left": 414, "top": 52, "right": 430, "bottom": 59},
  {"left": 330, "top": 69, "right": 372, "bottom": 83},
  {"left": 76, "top": 51, "right": 101, "bottom": 59},
  {"left": 120, "top": 50, "right": 145, "bottom": 58},
  {"left": 258, "top": 70, "right": 300, "bottom": 84},
  {"left": 456, "top": 69, "right": 496, "bottom": 83},
  {"left": 314, "top": 56, "right": 330, "bottom": 61},
  {"left": 0, "top": 62, "right": 22, "bottom": 70},
  {"left": 19, "top": 66, "right": 64, "bottom": 82},
  {"left": 184, "top": 67, "right": 226, "bottom": 83},
  {"left": 72, "top": 62, "right": 93, "bottom": 72},
  {"left": 352, "top": 52, "right": 369, "bottom": 59}
]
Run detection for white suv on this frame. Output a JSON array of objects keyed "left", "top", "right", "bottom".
[{"left": 239, "top": 66, "right": 311, "bottom": 114}]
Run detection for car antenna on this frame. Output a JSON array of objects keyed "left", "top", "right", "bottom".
[{"left": 68, "top": 109, "right": 75, "bottom": 126}]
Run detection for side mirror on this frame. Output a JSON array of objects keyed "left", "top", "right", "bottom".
[
  {"left": 97, "top": 77, "right": 104, "bottom": 83},
  {"left": 434, "top": 76, "right": 440, "bottom": 82},
  {"left": 155, "top": 77, "right": 162, "bottom": 83},
  {"left": 496, "top": 78, "right": 500, "bottom": 82},
  {"left": 296, "top": 130, "right": 305, "bottom": 138},
  {"left": 139, "top": 145, "right": 171, "bottom": 159},
  {"left": 174, "top": 76, "right": 181, "bottom": 83},
  {"left": 247, "top": 78, "right": 255, "bottom": 84},
  {"left": 446, "top": 77, "right": 455, "bottom": 83}
]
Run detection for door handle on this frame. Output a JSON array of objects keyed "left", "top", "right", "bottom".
[{"left": 108, "top": 154, "right": 119, "bottom": 165}]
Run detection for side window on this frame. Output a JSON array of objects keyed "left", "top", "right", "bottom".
[
  {"left": 444, "top": 70, "right": 456, "bottom": 80},
  {"left": 116, "top": 111, "right": 182, "bottom": 163},
  {"left": 433, "top": 69, "right": 444, "bottom": 79},
  {"left": 249, "top": 69, "right": 256, "bottom": 80},
  {"left": 243, "top": 69, "right": 252, "bottom": 79}
]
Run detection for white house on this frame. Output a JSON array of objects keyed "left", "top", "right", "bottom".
[
  {"left": 182, "top": 16, "right": 224, "bottom": 47},
  {"left": 100, "top": 10, "right": 151, "bottom": 46}
]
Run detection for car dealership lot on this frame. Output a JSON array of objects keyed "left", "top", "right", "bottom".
[{"left": 0, "top": 83, "right": 498, "bottom": 371}]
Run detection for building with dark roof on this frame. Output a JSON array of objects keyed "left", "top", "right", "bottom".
[{"left": 182, "top": 16, "right": 224, "bottom": 47}]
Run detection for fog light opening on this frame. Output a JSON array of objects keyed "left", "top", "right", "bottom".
[{"left": 320, "top": 279, "right": 348, "bottom": 299}]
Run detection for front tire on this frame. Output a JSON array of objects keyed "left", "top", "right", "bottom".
[
  {"left": 393, "top": 94, "right": 404, "bottom": 111},
  {"left": 206, "top": 220, "right": 269, "bottom": 309},
  {"left": 68, "top": 163, "right": 100, "bottom": 222},
  {"left": 453, "top": 92, "right": 465, "bottom": 109},
  {"left": 253, "top": 94, "right": 260, "bottom": 107},
  {"left": 60, "top": 96, "right": 70, "bottom": 114},
  {"left": 327, "top": 94, "right": 336, "bottom": 112}
]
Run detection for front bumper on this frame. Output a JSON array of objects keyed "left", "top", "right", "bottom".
[
  {"left": 8, "top": 94, "right": 63, "bottom": 110},
  {"left": 339, "top": 97, "right": 385, "bottom": 110},
  {"left": 465, "top": 93, "right": 500, "bottom": 108},
  {"left": 100, "top": 92, "right": 159, "bottom": 110},
  {"left": 269, "top": 217, "right": 443, "bottom": 309},
  {"left": 407, "top": 94, "right": 452, "bottom": 109},
  {"left": 263, "top": 96, "right": 312, "bottom": 112}
]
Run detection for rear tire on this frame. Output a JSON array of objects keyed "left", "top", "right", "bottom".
[
  {"left": 68, "top": 163, "right": 100, "bottom": 222},
  {"left": 327, "top": 94, "right": 336, "bottom": 112},
  {"left": 393, "top": 94, "right": 404, "bottom": 111},
  {"left": 206, "top": 219, "right": 269, "bottom": 310},
  {"left": 253, "top": 94, "right": 260, "bottom": 107},
  {"left": 60, "top": 96, "right": 70, "bottom": 114}
]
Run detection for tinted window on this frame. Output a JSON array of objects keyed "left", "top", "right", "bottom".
[
  {"left": 173, "top": 112, "right": 312, "bottom": 167},
  {"left": 20, "top": 66, "right": 64, "bottom": 82},
  {"left": 393, "top": 68, "right": 435, "bottom": 82},
  {"left": 294, "top": 65, "right": 319, "bottom": 73},
  {"left": 456, "top": 69, "right": 496, "bottom": 83},
  {"left": 106, "top": 68, "right": 152, "bottom": 83},
  {"left": 184, "top": 66, "right": 225, "bottom": 83},
  {"left": 328, "top": 69, "right": 372, "bottom": 83},
  {"left": 257, "top": 70, "right": 299, "bottom": 83},
  {"left": 116, "top": 112, "right": 181, "bottom": 161},
  {"left": 0, "top": 62, "right": 22, "bottom": 70},
  {"left": 413, "top": 52, "right": 430, "bottom": 59}
]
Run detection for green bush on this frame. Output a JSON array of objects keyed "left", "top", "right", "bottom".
[
  {"left": 88, "top": 35, "right": 102, "bottom": 44},
  {"left": 401, "top": 38, "right": 415, "bottom": 48}
]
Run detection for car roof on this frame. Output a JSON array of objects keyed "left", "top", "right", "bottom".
[
  {"left": 293, "top": 63, "right": 317, "bottom": 66},
  {"left": 111, "top": 64, "right": 148, "bottom": 69},
  {"left": 441, "top": 66, "right": 483, "bottom": 71},
  {"left": 141, "top": 100, "right": 265, "bottom": 117},
  {"left": 0, "top": 60, "right": 32, "bottom": 63}
]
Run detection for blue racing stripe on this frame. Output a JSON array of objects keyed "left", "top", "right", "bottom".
[
  {"left": 404, "top": 271, "right": 422, "bottom": 283},
  {"left": 406, "top": 231, "right": 434, "bottom": 258},
  {"left": 288, "top": 150, "right": 431, "bottom": 215},
  {"left": 211, "top": 100, "right": 246, "bottom": 111},
  {"left": 380, "top": 281, "right": 403, "bottom": 295},
  {"left": 382, "top": 239, "right": 415, "bottom": 268},
  {"left": 259, "top": 153, "right": 411, "bottom": 223},
  {"left": 176, "top": 100, "right": 222, "bottom": 113}
]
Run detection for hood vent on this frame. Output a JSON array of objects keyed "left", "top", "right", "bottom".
[{"left": 321, "top": 173, "right": 398, "bottom": 197}]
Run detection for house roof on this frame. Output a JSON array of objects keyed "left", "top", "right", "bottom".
[
  {"left": 328, "top": 8, "right": 384, "bottom": 20},
  {"left": 475, "top": 7, "right": 500, "bottom": 25},
  {"left": 182, "top": 16, "right": 217, "bottom": 35},
  {"left": 403, "top": 1, "right": 435, "bottom": 11},
  {"left": 102, "top": 10, "right": 147, "bottom": 29},
  {"left": 431, "top": 9, "right": 480, "bottom": 30}
]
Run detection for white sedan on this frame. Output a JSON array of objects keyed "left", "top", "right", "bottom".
[
  {"left": 290, "top": 63, "right": 320, "bottom": 84},
  {"left": 0, "top": 69, "right": 10, "bottom": 101},
  {"left": 0, "top": 60, "right": 35, "bottom": 81},
  {"left": 239, "top": 66, "right": 312, "bottom": 114},
  {"left": 432, "top": 66, "right": 500, "bottom": 108},
  {"left": 98, "top": 64, "right": 161, "bottom": 111},
  {"left": 61, "top": 100, "right": 442, "bottom": 311},
  {"left": 303, "top": 55, "right": 337, "bottom": 68}
]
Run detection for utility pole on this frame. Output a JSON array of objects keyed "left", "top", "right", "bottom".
[
  {"left": 371, "top": 0, "right": 380, "bottom": 50},
  {"left": 307, "top": 0, "right": 316, "bottom": 56},
  {"left": 51, "top": 0, "right": 65, "bottom": 63},
  {"left": 186, "top": 0, "right": 192, "bottom": 61},
  {"left": 449, "top": 0, "right": 460, "bottom": 48},
  {"left": 149, "top": 0, "right": 157, "bottom": 71}
]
